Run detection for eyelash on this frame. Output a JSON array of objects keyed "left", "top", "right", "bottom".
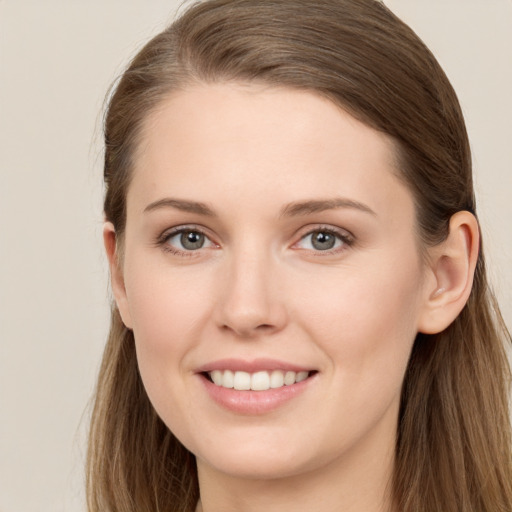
[
  {"left": 155, "top": 224, "right": 354, "bottom": 257},
  {"left": 293, "top": 225, "right": 354, "bottom": 255},
  {"left": 156, "top": 225, "right": 214, "bottom": 257}
]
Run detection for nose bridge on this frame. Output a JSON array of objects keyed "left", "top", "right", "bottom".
[{"left": 215, "top": 236, "right": 286, "bottom": 337}]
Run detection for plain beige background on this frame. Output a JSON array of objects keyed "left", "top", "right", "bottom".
[{"left": 0, "top": 1, "right": 511, "bottom": 511}]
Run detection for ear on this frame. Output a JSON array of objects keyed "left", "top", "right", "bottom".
[
  {"left": 417, "top": 211, "right": 479, "bottom": 334},
  {"left": 103, "top": 222, "right": 133, "bottom": 329}
]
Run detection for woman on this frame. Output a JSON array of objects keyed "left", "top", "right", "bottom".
[{"left": 87, "top": 0, "right": 512, "bottom": 510}]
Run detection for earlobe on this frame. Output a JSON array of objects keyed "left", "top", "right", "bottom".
[
  {"left": 103, "top": 222, "right": 133, "bottom": 329},
  {"left": 418, "top": 211, "right": 479, "bottom": 334}
]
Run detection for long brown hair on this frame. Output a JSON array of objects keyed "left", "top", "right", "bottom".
[{"left": 87, "top": 1, "right": 512, "bottom": 510}]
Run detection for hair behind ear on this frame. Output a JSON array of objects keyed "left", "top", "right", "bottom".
[
  {"left": 87, "top": 307, "right": 199, "bottom": 512},
  {"left": 395, "top": 248, "right": 512, "bottom": 511}
]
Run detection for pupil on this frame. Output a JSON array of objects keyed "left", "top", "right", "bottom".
[
  {"left": 312, "top": 231, "right": 335, "bottom": 250},
  {"left": 181, "top": 231, "right": 204, "bottom": 250}
]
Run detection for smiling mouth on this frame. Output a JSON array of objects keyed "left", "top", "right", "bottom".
[{"left": 204, "top": 370, "right": 316, "bottom": 391}]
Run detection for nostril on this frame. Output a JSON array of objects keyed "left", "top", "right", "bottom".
[
  {"left": 256, "top": 324, "right": 274, "bottom": 331},
  {"left": 220, "top": 322, "right": 277, "bottom": 337}
]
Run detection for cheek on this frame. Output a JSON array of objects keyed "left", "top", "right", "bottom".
[
  {"left": 122, "top": 254, "right": 215, "bottom": 388},
  {"left": 125, "top": 246, "right": 211, "bottom": 331},
  {"left": 294, "top": 253, "right": 423, "bottom": 392}
]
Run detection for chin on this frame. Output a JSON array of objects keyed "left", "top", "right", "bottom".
[
  {"left": 201, "top": 453, "right": 312, "bottom": 481},
  {"left": 192, "top": 430, "right": 329, "bottom": 481}
]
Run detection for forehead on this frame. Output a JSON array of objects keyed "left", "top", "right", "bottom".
[{"left": 128, "top": 82, "right": 413, "bottom": 223}]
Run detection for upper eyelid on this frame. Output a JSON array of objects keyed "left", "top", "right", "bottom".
[
  {"left": 158, "top": 224, "right": 213, "bottom": 241},
  {"left": 293, "top": 224, "right": 354, "bottom": 241}
]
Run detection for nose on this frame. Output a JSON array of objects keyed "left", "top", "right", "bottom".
[{"left": 214, "top": 246, "right": 288, "bottom": 338}]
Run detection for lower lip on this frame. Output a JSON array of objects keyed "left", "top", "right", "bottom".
[{"left": 199, "top": 374, "right": 316, "bottom": 415}]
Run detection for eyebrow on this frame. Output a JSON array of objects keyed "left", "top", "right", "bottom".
[
  {"left": 280, "top": 198, "right": 376, "bottom": 217},
  {"left": 143, "top": 198, "right": 216, "bottom": 216},
  {"left": 143, "top": 196, "right": 376, "bottom": 218}
]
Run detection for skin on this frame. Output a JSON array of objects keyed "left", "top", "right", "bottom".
[{"left": 105, "top": 83, "right": 479, "bottom": 512}]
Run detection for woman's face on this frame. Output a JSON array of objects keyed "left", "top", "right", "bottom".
[{"left": 111, "top": 83, "right": 431, "bottom": 481}]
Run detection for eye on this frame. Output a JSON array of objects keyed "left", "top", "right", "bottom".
[
  {"left": 161, "top": 228, "right": 215, "bottom": 253},
  {"left": 295, "top": 228, "right": 352, "bottom": 252}
]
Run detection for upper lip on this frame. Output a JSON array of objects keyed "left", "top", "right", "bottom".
[{"left": 195, "top": 358, "right": 314, "bottom": 374}]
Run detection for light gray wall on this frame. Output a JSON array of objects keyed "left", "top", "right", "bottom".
[
  {"left": 0, "top": 2, "right": 181, "bottom": 511},
  {"left": 0, "top": 2, "right": 510, "bottom": 511}
]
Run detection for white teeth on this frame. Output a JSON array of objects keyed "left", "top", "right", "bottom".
[
  {"left": 223, "top": 369, "right": 234, "bottom": 388},
  {"left": 208, "top": 369, "right": 311, "bottom": 391},
  {"left": 284, "top": 371, "right": 296, "bottom": 386},
  {"left": 296, "top": 371, "right": 309, "bottom": 382},
  {"left": 270, "top": 370, "right": 284, "bottom": 388},
  {"left": 233, "top": 371, "right": 251, "bottom": 390},
  {"left": 211, "top": 370, "right": 223, "bottom": 386},
  {"left": 251, "top": 371, "right": 270, "bottom": 391}
]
